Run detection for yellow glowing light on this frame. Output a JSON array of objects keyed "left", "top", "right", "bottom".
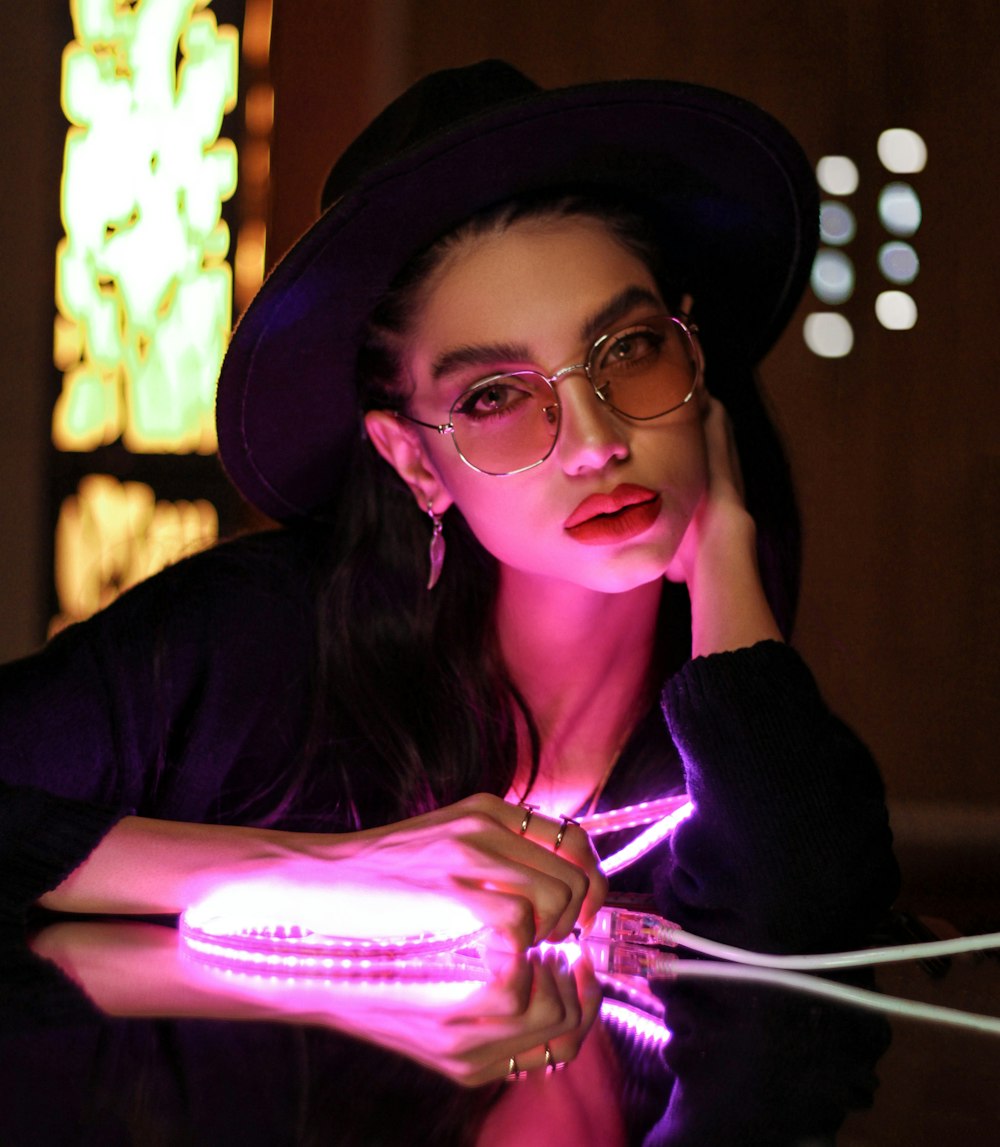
[
  {"left": 52, "top": 474, "right": 218, "bottom": 630},
  {"left": 53, "top": 0, "right": 239, "bottom": 454}
]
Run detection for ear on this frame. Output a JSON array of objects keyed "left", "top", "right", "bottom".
[{"left": 364, "top": 410, "right": 454, "bottom": 514}]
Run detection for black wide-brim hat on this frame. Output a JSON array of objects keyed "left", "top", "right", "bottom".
[{"left": 217, "top": 60, "right": 818, "bottom": 523}]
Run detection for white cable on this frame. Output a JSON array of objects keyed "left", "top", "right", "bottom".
[
  {"left": 663, "top": 926, "right": 1000, "bottom": 970},
  {"left": 596, "top": 907, "right": 1000, "bottom": 970},
  {"left": 652, "top": 959, "right": 1000, "bottom": 1037}
]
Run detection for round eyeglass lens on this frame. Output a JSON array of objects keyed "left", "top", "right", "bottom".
[
  {"left": 447, "top": 316, "right": 698, "bottom": 475},
  {"left": 589, "top": 316, "right": 698, "bottom": 419},
  {"left": 451, "top": 374, "right": 560, "bottom": 475}
]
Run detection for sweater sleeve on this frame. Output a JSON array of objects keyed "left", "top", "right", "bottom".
[
  {"left": 0, "top": 529, "right": 321, "bottom": 917},
  {"left": 0, "top": 783, "right": 128, "bottom": 915},
  {"left": 0, "top": 600, "right": 144, "bottom": 915},
  {"left": 652, "top": 641, "right": 899, "bottom": 952}
]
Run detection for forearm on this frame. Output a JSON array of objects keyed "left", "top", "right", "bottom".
[
  {"left": 685, "top": 509, "right": 782, "bottom": 659},
  {"left": 667, "top": 396, "right": 783, "bottom": 659},
  {"left": 37, "top": 815, "right": 323, "bottom": 915}
]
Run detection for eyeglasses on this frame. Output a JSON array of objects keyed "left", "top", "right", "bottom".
[{"left": 396, "top": 314, "right": 702, "bottom": 476}]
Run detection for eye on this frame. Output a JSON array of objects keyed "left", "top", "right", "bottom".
[
  {"left": 454, "top": 376, "right": 535, "bottom": 421},
  {"left": 598, "top": 324, "right": 666, "bottom": 374}
]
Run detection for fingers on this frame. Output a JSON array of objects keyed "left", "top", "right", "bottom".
[
  {"left": 525, "top": 946, "right": 602, "bottom": 1074},
  {"left": 348, "top": 794, "right": 606, "bottom": 951},
  {"left": 485, "top": 796, "right": 609, "bottom": 936},
  {"left": 520, "top": 812, "right": 608, "bottom": 937},
  {"left": 449, "top": 837, "right": 587, "bottom": 950},
  {"left": 495, "top": 798, "right": 605, "bottom": 903},
  {"left": 448, "top": 879, "right": 546, "bottom": 953},
  {"left": 449, "top": 946, "right": 600, "bottom": 1088}
]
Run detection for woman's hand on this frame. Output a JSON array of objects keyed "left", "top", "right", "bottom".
[
  {"left": 665, "top": 395, "right": 783, "bottom": 657},
  {"left": 270, "top": 793, "right": 608, "bottom": 952},
  {"left": 31, "top": 919, "right": 604, "bottom": 1088}
]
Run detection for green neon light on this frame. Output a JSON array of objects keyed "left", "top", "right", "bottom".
[{"left": 54, "top": 0, "right": 238, "bottom": 453}]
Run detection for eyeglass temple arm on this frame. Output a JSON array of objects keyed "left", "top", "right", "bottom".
[{"left": 392, "top": 411, "right": 455, "bottom": 436}]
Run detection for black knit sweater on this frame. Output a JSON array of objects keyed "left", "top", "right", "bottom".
[{"left": 0, "top": 528, "right": 898, "bottom": 947}]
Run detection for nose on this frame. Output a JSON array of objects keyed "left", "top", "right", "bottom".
[{"left": 552, "top": 367, "right": 629, "bottom": 475}]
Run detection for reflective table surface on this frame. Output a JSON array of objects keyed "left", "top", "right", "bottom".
[{"left": 3, "top": 909, "right": 999, "bottom": 1146}]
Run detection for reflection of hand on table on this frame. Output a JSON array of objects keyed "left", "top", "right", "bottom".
[{"left": 29, "top": 920, "right": 603, "bottom": 1087}]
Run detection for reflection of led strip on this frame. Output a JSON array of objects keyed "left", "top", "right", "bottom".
[
  {"left": 600, "top": 999, "right": 672, "bottom": 1049},
  {"left": 179, "top": 916, "right": 489, "bottom": 975},
  {"left": 182, "top": 931, "right": 490, "bottom": 981}
]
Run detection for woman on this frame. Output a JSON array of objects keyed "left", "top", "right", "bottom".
[{"left": 1, "top": 62, "right": 897, "bottom": 1087}]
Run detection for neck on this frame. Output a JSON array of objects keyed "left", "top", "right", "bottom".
[{"left": 496, "top": 569, "right": 663, "bottom": 815}]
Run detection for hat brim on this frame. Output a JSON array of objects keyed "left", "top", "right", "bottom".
[{"left": 217, "top": 78, "right": 818, "bottom": 522}]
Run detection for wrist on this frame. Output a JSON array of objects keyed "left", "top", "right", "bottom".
[{"left": 685, "top": 511, "right": 782, "bottom": 658}]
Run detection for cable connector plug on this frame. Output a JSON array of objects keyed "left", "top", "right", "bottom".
[
  {"left": 583, "top": 937, "right": 677, "bottom": 978},
  {"left": 587, "top": 904, "right": 680, "bottom": 947}
]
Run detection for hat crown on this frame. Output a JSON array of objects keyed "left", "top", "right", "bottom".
[{"left": 321, "top": 60, "right": 540, "bottom": 210}]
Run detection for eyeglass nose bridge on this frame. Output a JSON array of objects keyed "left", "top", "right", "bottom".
[
  {"left": 544, "top": 358, "right": 630, "bottom": 431},
  {"left": 541, "top": 360, "right": 609, "bottom": 417},
  {"left": 546, "top": 361, "right": 589, "bottom": 387}
]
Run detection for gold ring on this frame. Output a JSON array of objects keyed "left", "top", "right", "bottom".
[
  {"left": 519, "top": 804, "right": 536, "bottom": 834},
  {"left": 507, "top": 1055, "right": 519, "bottom": 1078},
  {"left": 553, "top": 816, "right": 578, "bottom": 851},
  {"left": 544, "top": 1044, "right": 555, "bottom": 1072}
]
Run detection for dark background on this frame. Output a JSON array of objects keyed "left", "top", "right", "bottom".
[{"left": 3, "top": 2, "right": 998, "bottom": 883}]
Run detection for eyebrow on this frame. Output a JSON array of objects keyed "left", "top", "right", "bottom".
[
  {"left": 579, "top": 285, "right": 664, "bottom": 346},
  {"left": 429, "top": 284, "right": 664, "bottom": 383},
  {"left": 430, "top": 339, "right": 531, "bottom": 382}
]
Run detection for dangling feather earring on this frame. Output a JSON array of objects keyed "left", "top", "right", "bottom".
[{"left": 426, "top": 502, "right": 445, "bottom": 590}]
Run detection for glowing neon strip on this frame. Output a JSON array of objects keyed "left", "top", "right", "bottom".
[
  {"left": 578, "top": 794, "right": 691, "bottom": 836},
  {"left": 180, "top": 918, "right": 487, "bottom": 959},
  {"left": 600, "top": 800, "right": 694, "bottom": 875}
]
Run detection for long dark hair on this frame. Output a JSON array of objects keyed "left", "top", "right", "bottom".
[{"left": 291, "top": 192, "right": 801, "bottom": 830}]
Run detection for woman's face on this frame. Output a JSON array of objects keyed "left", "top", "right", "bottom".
[{"left": 373, "top": 215, "right": 708, "bottom": 594}]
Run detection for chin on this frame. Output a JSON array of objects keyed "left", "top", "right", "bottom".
[
  {"left": 583, "top": 570, "right": 667, "bottom": 595},
  {"left": 561, "top": 550, "right": 675, "bottom": 595}
]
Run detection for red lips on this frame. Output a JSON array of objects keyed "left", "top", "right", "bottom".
[{"left": 564, "top": 484, "right": 661, "bottom": 545}]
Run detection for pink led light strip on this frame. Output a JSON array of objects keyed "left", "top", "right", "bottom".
[
  {"left": 181, "top": 920, "right": 488, "bottom": 961},
  {"left": 598, "top": 799, "right": 694, "bottom": 876},
  {"left": 578, "top": 794, "right": 691, "bottom": 836}
]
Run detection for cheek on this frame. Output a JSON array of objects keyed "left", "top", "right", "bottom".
[
  {"left": 655, "top": 420, "right": 709, "bottom": 520},
  {"left": 685, "top": 431, "right": 710, "bottom": 510},
  {"left": 428, "top": 455, "right": 520, "bottom": 545}
]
